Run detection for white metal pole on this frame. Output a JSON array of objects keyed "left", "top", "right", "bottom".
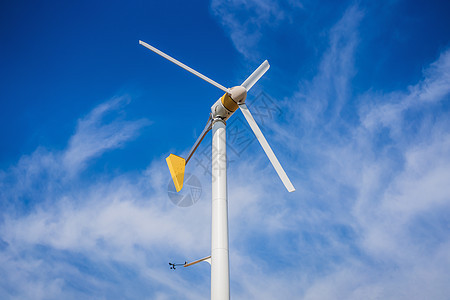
[{"left": 211, "top": 119, "right": 230, "bottom": 300}]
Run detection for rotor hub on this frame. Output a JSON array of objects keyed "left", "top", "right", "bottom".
[{"left": 229, "top": 86, "right": 247, "bottom": 104}]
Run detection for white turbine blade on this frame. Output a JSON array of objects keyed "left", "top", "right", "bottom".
[
  {"left": 240, "top": 60, "right": 270, "bottom": 91},
  {"left": 239, "top": 104, "right": 295, "bottom": 192},
  {"left": 139, "top": 40, "right": 229, "bottom": 93}
]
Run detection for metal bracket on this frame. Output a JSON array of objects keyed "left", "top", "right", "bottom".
[
  {"left": 184, "top": 255, "right": 211, "bottom": 267},
  {"left": 211, "top": 117, "right": 226, "bottom": 126},
  {"left": 169, "top": 255, "right": 211, "bottom": 270}
]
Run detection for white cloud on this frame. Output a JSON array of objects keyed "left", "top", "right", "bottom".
[
  {"left": 418, "top": 50, "right": 450, "bottom": 102},
  {"left": 210, "top": 0, "right": 299, "bottom": 59},
  {"left": 0, "top": 96, "right": 150, "bottom": 207},
  {"left": 360, "top": 50, "right": 450, "bottom": 135},
  {"left": 289, "top": 4, "right": 363, "bottom": 128},
  {"left": 63, "top": 96, "right": 150, "bottom": 175}
]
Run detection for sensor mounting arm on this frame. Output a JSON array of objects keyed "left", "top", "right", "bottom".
[{"left": 185, "top": 115, "right": 212, "bottom": 164}]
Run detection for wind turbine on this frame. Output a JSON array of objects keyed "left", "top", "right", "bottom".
[{"left": 139, "top": 40, "right": 295, "bottom": 300}]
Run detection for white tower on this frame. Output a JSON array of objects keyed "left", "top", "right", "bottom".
[{"left": 211, "top": 119, "right": 229, "bottom": 300}]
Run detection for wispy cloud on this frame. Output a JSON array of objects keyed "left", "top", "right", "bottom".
[
  {"left": 0, "top": 96, "right": 150, "bottom": 210},
  {"left": 63, "top": 96, "right": 150, "bottom": 175},
  {"left": 210, "top": 0, "right": 300, "bottom": 59},
  {"left": 362, "top": 49, "right": 450, "bottom": 135},
  {"left": 291, "top": 4, "right": 363, "bottom": 127}
]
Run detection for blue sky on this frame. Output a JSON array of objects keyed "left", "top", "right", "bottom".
[{"left": 1, "top": 0, "right": 450, "bottom": 299}]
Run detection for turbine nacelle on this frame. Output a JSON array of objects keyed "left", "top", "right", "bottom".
[{"left": 211, "top": 86, "right": 247, "bottom": 121}]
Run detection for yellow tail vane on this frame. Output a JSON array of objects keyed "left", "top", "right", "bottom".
[{"left": 166, "top": 154, "right": 186, "bottom": 192}]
